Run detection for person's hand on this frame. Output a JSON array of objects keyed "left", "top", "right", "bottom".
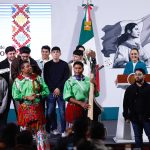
[
  {"left": 90, "top": 78, "right": 96, "bottom": 84},
  {"left": 85, "top": 50, "right": 96, "bottom": 58},
  {"left": 80, "top": 102, "right": 90, "bottom": 110},
  {"left": 53, "top": 88, "right": 60, "bottom": 97},
  {"left": 26, "top": 94, "right": 36, "bottom": 101}
]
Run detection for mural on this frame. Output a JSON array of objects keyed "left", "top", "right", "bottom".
[{"left": 101, "top": 15, "right": 150, "bottom": 68}]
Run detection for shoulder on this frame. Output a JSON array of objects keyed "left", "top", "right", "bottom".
[
  {"left": 137, "top": 61, "right": 146, "bottom": 65},
  {"left": 12, "top": 57, "right": 20, "bottom": 65},
  {"left": 29, "top": 57, "right": 38, "bottom": 64}
]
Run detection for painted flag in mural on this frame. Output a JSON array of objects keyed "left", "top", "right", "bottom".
[
  {"left": 79, "top": 3, "right": 100, "bottom": 92},
  {"left": 101, "top": 14, "right": 150, "bottom": 57},
  {"left": 12, "top": 4, "right": 31, "bottom": 52}
]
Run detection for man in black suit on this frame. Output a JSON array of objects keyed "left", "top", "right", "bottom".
[{"left": 0, "top": 46, "right": 16, "bottom": 127}]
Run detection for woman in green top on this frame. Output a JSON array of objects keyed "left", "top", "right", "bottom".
[
  {"left": 12, "top": 61, "right": 50, "bottom": 150},
  {"left": 63, "top": 61, "right": 98, "bottom": 124}
]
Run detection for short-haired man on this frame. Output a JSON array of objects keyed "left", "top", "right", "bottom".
[
  {"left": 11, "top": 46, "right": 41, "bottom": 81},
  {"left": 44, "top": 46, "right": 70, "bottom": 137},
  {"left": 36, "top": 45, "right": 51, "bottom": 77},
  {"left": 0, "top": 46, "right": 16, "bottom": 126},
  {"left": 68, "top": 49, "right": 90, "bottom": 77},
  {"left": 123, "top": 68, "right": 150, "bottom": 149}
]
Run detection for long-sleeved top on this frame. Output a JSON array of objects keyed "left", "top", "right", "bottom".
[
  {"left": 44, "top": 59, "right": 70, "bottom": 93},
  {"left": 63, "top": 76, "right": 99, "bottom": 102},
  {"left": 123, "top": 82, "right": 150, "bottom": 122},
  {"left": 0, "top": 76, "right": 8, "bottom": 114},
  {"left": 123, "top": 61, "right": 148, "bottom": 75},
  {"left": 0, "top": 58, "right": 10, "bottom": 85},
  {"left": 12, "top": 74, "right": 49, "bottom": 105}
]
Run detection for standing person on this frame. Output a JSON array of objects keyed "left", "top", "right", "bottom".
[
  {"left": 36, "top": 45, "right": 51, "bottom": 77},
  {"left": 11, "top": 46, "right": 41, "bottom": 81},
  {"left": 113, "top": 23, "right": 149, "bottom": 68},
  {"left": 12, "top": 61, "right": 50, "bottom": 150},
  {"left": 123, "top": 68, "right": 150, "bottom": 149},
  {"left": 0, "top": 76, "right": 8, "bottom": 129},
  {"left": 63, "top": 61, "right": 99, "bottom": 126},
  {"left": 0, "top": 46, "right": 16, "bottom": 126},
  {"left": 123, "top": 48, "right": 148, "bottom": 75},
  {"left": 36, "top": 45, "right": 51, "bottom": 112},
  {"left": 44, "top": 46, "right": 70, "bottom": 137},
  {"left": 68, "top": 49, "right": 90, "bottom": 77}
]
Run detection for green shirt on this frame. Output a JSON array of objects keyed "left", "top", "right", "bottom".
[
  {"left": 12, "top": 75, "right": 50, "bottom": 105},
  {"left": 63, "top": 76, "right": 91, "bottom": 102}
]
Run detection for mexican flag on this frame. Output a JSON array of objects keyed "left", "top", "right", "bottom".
[{"left": 79, "top": 3, "right": 100, "bottom": 92}]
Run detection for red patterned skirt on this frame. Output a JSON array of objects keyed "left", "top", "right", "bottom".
[
  {"left": 18, "top": 103, "right": 46, "bottom": 130},
  {"left": 66, "top": 102, "right": 85, "bottom": 123}
]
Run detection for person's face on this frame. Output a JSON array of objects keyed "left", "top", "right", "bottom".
[
  {"left": 20, "top": 53, "right": 30, "bottom": 61},
  {"left": 6, "top": 51, "right": 16, "bottom": 61},
  {"left": 134, "top": 70, "right": 144, "bottom": 83},
  {"left": 131, "top": 25, "right": 140, "bottom": 38},
  {"left": 22, "top": 62, "right": 32, "bottom": 74},
  {"left": 73, "top": 64, "right": 84, "bottom": 75},
  {"left": 73, "top": 55, "right": 83, "bottom": 62},
  {"left": 41, "top": 48, "right": 50, "bottom": 60},
  {"left": 51, "top": 50, "right": 61, "bottom": 60},
  {"left": 130, "top": 49, "right": 139, "bottom": 63}
]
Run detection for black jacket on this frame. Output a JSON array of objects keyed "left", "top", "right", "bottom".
[
  {"left": 123, "top": 82, "right": 150, "bottom": 122},
  {"left": 0, "top": 58, "right": 10, "bottom": 85}
]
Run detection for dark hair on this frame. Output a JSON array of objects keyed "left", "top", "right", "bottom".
[
  {"left": 76, "top": 45, "right": 85, "bottom": 51},
  {"left": 131, "top": 47, "right": 139, "bottom": 52},
  {"left": 117, "top": 23, "right": 137, "bottom": 46},
  {"left": 20, "top": 61, "right": 30, "bottom": 70},
  {"left": 73, "top": 61, "right": 84, "bottom": 68},
  {"left": 73, "top": 50, "right": 83, "bottom": 56},
  {"left": 15, "top": 130, "right": 33, "bottom": 145},
  {"left": 134, "top": 68, "right": 146, "bottom": 75},
  {"left": 5, "top": 46, "right": 16, "bottom": 54},
  {"left": 41, "top": 45, "right": 50, "bottom": 52},
  {"left": 51, "top": 46, "right": 61, "bottom": 52},
  {"left": 19, "top": 46, "right": 31, "bottom": 54},
  {"left": 90, "top": 121, "right": 106, "bottom": 140}
]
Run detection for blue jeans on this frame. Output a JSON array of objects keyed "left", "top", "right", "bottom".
[
  {"left": 46, "top": 93, "right": 66, "bottom": 133},
  {"left": 132, "top": 120, "right": 150, "bottom": 148}
]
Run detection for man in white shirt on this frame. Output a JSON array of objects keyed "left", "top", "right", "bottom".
[{"left": 36, "top": 45, "right": 51, "bottom": 77}]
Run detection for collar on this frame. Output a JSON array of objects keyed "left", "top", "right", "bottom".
[
  {"left": 17, "top": 73, "right": 38, "bottom": 81},
  {"left": 73, "top": 74, "right": 85, "bottom": 81}
]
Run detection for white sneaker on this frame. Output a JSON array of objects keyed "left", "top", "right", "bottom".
[
  {"left": 61, "top": 132, "right": 68, "bottom": 137},
  {"left": 51, "top": 130, "right": 59, "bottom": 135}
]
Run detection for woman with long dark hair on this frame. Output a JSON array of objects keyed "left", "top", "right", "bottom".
[{"left": 113, "top": 23, "right": 149, "bottom": 68}]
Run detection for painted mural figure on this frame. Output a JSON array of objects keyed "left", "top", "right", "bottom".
[
  {"left": 113, "top": 23, "right": 149, "bottom": 68},
  {"left": 101, "top": 14, "right": 150, "bottom": 68}
]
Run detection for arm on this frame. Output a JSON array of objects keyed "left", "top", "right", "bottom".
[
  {"left": 113, "top": 45, "right": 129, "bottom": 68},
  {"left": 0, "top": 78, "right": 8, "bottom": 114},
  {"left": 11, "top": 59, "right": 20, "bottom": 81},
  {"left": 37, "top": 76, "right": 50, "bottom": 98},
  {"left": 123, "top": 88, "right": 130, "bottom": 121},
  {"left": 12, "top": 79, "right": 23, "bottom": 101}
]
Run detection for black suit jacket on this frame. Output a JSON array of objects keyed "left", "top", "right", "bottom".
[{"left": 0, "top": 58, "right": 10, "bottom": 85}]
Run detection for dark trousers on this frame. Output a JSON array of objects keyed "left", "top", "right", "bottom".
[
  {"left": 132, "top": 120, "right": 150, "bottom": 148},
  {"left": 46, "top": 93, "right": 66, "bottom": 133}
]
